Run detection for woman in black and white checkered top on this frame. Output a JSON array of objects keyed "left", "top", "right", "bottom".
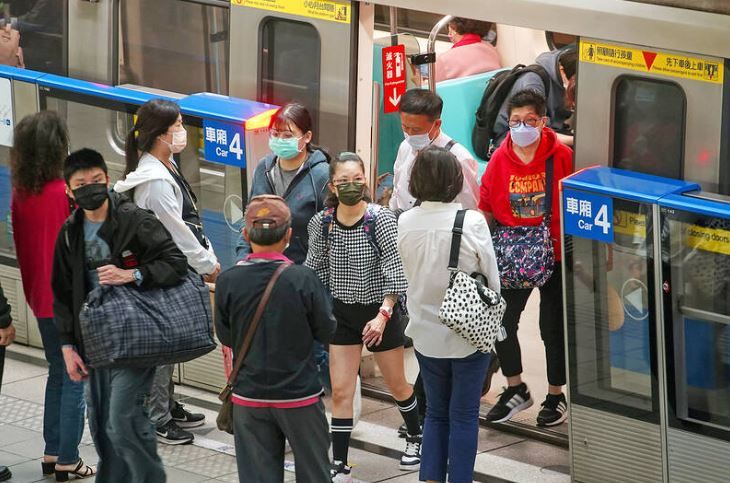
[{"left": 305, "top": 153, "right": 423, "bottom": 481}]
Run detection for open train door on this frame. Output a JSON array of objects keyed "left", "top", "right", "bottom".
[{"left": 229, "top": 0, "right": 358, "bottom": 159}]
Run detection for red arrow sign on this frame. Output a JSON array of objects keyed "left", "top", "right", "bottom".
[
  {"left": 642, "top": 51, "right": 657, "bottom": 71},
  {"left": 382, "top": 44, "right": 407, "bottom": 113}
]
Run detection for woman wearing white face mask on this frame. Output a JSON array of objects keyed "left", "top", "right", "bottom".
[{"left": 115, "top": 99, "right": 218, "bottom": 445}]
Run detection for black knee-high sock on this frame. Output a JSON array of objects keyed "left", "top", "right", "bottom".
[
  {"left": 331, "top": 417, "right": 353, "bottom": 464},
  {"left": 396, "top": 393, "right": 421, "bottom": 436}
]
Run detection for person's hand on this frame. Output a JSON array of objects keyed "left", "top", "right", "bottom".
[
  {"left": 97, "top": 265, "right": 135, "bottom": 286},
  {"left": 62, "top": 347, "right": 89, "bottom": 382},
  {"left": 204, "top": 263, "right": 221, "bottom": 283},
  {"left": 362, "top": 314, "right": 387, "bottom": 348},
  {"left": 0, "top": 323, "right": 16, "bottom": 346}
]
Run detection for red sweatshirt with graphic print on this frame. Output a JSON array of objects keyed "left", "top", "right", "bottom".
[{"left": 478, "top": 127, "right": 573, "bottom": 261}]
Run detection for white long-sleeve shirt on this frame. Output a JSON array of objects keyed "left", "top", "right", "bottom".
[
  {"left": 389, "top": 132, "right": 479, "bottom": 212},
  {"left": 398, "top": 202, "right": 500, "bottom": 358},
  {"left": 114, "top": 153, "right": 218, "bottom": 275}
]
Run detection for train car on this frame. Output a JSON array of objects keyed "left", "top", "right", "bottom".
[{"left": 2, "top": 2, "right": 730, "bottom": 480}]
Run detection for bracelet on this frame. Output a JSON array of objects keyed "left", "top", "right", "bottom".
[{"left": 378, "top": 307, "right": 392, "bottom": 321}]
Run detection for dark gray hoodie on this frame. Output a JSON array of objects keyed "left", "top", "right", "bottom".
[
  {"left": 493, "top": 49, "right": 573, "bottom": 146},
  {"left": 235, "top": 150, "right": 330, "bottom": 264}
]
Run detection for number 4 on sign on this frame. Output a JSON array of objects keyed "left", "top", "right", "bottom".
[
  {"left": 594, "top": 204, "right": 611, "bottom": 235},
  {"left": 229, "top": 133, "right": 243, "bottom": 161}
]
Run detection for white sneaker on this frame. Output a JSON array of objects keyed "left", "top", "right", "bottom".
[{"left": 399, "top": 434, "right": 422, "bottom": 470}]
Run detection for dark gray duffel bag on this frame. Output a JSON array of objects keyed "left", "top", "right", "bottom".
[{"left": 80, "top": 271, "right": 216, "bottom": 368}]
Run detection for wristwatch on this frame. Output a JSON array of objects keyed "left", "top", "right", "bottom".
[
  {"left": 378, "top": 306, "right": 393, "bottom": 321},
  {"left": 132, "top": 269, "right": 143, "bottom": 284}
]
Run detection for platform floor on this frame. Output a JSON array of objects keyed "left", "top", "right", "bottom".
[{"left": 0, "top": 345, "right": 570, "bottom": 483}]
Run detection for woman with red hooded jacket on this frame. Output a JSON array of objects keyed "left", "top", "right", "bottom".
[{"left": 479, "top": 89, "right": 573, "bottom": 428}]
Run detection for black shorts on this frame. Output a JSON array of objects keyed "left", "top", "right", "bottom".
[{"left": 331, "top": 300, "right": 405, "bottom": 352}]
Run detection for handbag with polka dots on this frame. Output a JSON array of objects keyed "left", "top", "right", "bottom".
[{"left": 438, "top": 210, "right": 507, "bottom": 354}]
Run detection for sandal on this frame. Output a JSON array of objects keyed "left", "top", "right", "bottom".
[{"left": 55, "top": 459, "right": 96, "bottom": 482}]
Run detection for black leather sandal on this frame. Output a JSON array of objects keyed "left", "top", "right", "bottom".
[
  {"left": 54, "top": 459, "right": 96, "bottom": 482},
  {"left": 42, "top": 461, "right": 56, "bottom": 475}
]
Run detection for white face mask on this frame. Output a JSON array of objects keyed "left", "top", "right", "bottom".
[
  {"left": 162, "top": 128, "right": 187, "bottom": 154},
  {"left": 404, "top": 123, "right": 436, "bottom": 151}
]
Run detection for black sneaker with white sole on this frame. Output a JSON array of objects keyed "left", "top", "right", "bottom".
[
  {"left": 330, "top": 460, "right": 353, "bottom": 482},
  {"left": 399, "top": 434, "right": 422, "bottom": 470},
  {"left": 536, "top": 393, "right": 567, "bottom": 427},
  {"left": 170, "top": 402, "right": 206, "bottom": 428},
  {"left": 156, "top": 420, "right": 194, "bottom": 445},
  {"left": 485, "top": 383, "right": 533, "bottom": 423}
]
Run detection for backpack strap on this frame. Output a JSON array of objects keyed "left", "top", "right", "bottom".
[
  {"left": 543, "top": 156, "right": 554, "bottom": 225},
  {"left": 321, "top": 207, "right": 335, "bottom": 242},
  {"left": 444, "top": 139, "right": 456, "bottom": 152},
  {"left": 448, "top": 210, "right": 467, "bottom": 270},
  {"left": 362, "top": 204, "right": 382, "bottom": 256}
]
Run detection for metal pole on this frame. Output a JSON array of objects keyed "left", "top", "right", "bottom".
[
  {"left": 427, "top": 15, "right": 452, "bottom": 92},
  {"left": 0, "top": 346, "right": 5, "bottom": 391},
  {"left": 389, "top": 6, "right": 398, "bottom": 46},
  {"left": 370, "top": 81, "right": 381, "bottom": 200}
]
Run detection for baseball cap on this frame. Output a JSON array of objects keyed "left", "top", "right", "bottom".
[{"left": 245, "top": 195, "right": 291, "bottom": 230}]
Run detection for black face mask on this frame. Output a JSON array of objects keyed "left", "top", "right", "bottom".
[{"left": 72, "top": 183, "right": 108, "bottom": 211}]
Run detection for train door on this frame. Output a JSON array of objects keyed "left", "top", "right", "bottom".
[
  {"left": 574, "top": 38, "right": 729, "bottom": 194},
  {"left": 229, "top": 0, "right": 357, "bottom": 158}
]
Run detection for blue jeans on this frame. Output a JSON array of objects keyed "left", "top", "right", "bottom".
[
  {"left": 415, "top": 350, "right": 491, "bottom": 483},
  {"left": 87, "top": 367, "right": 165, "bottom": 483},
  {"left": 38, "top": 318, "right": 85, "bottom": 465}
]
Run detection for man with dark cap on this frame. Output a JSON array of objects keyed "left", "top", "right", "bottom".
[{"left": 215, "top": 194, "right": 335, "bottom": 483}]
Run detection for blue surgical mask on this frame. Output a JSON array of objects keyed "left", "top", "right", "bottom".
[
  {"left": 269, "top": 136, "right": 302, "bottom": 160},
  {"left": 510, "top": 123, "right": 541, "bottom": 147}
]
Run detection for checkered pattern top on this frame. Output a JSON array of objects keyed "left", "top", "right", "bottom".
[{"left": 305, "top": 204, "right": 408, "bottom": 305}]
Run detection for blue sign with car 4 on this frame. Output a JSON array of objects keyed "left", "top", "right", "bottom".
[
  {"left": 563, "top": 189, "right": 613, "bottom": 243},
  {"left": 203, "top": 119, "right": 245, "bottom": 167}
]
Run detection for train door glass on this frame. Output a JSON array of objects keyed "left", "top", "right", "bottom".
[
  {"left": 662, "top": 208, "right": 730, "bottom": 434},
  {"left": 39, "top": 90, "right": 244, "bottom": 270},
  {"left": 119, "top": 0, "right": 229, "bottom": 95},
  {"left": 259, "top": 19, "right": 321, "bottom": 140},
  {"left": 612, "top": 77, "right": 685, "bottom": 180},
  {"left": 0, "top": 146, "right": 13, "bottom": 261},
  {"left": 12, "top": 0, "right": 67, "bottom": 75},
  {"left": 565, "top": 198, "right": 659, "bottom": 422}
]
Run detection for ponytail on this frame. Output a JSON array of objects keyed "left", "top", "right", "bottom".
[{"left": 124, "top": 128, "right": 140, "bottom": 176}]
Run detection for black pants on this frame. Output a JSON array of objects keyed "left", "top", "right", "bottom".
[{"left": 494, "top": 266, "right": 566, "bottom": 387}]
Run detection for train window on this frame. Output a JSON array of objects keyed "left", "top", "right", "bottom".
[
  {"left": 546, "top": 32, "right": 577, "bottom": 51},
  {"left": 13, "top": 0, "right": 67, "bottom": 75},
  {"left": 612, "top": 77, "right": 685, "bottom": 180},
  {"left": 259, "top": 19, "right": 321, "bottom": 138},
  {"left": 0, "top": 147, "right": 13, "bottom": 261},
  {"left": 119, "top": 0, "right": 229, "bottom": 95}
]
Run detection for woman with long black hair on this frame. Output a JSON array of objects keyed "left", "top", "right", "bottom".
[{"left": 114, "top": 99, "right": 218, "bottom": 445}]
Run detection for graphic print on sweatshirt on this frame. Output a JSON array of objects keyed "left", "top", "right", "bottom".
[{"left": 508, "top": 172, "right": 546, "bottom": 218}]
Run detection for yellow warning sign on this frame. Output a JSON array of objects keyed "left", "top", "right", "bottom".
[
  {"left": 686, "top": 225, "right": 730, "bottom": 255},
  {"left": 232, "top": 0, "right": 351, "bottom": 24},
  {"left": 580, "top": 40, "right": 723, "bottom": 84},
  {"left": 614, "top": 210, "right": 646, "bottom": 239}
]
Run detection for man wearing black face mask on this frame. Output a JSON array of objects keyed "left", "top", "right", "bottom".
[{"left": 52, "top": 148, "right": 187, "bottom": 482}]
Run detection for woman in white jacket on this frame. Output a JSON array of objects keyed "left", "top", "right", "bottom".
[
  {"left": 114, "top": 99, "right": 219, "bottom": 445},
  {"left": 397, "top": 146, "right": 500, "bottom": 483}
]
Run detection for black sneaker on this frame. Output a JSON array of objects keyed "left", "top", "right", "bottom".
[
  {"left": 397, "top": 420, "right": 423, "bottom": 438},
  {"left": 156, "top": 420, "right": 194, "bottom": 445},
  {"left": 330, "top": 461, "right": 353, "bottom": 482},
  {"left": 399, "top": 434, "right": 422, "bottom": 470},
  {"left": 481, "top": 354, "right": 501, "bottom": 396},
  {"left": 485, "top": 383, "right": 533, "bottom": 423},
  {"left": 536, "top": 393, "right": 568, "bottom": 427},
  {"left": 170, "top": 402, "right": 206, "bottom": 428},
  {"left": 0, "top": 465, "right": 11, "bottom": 482}
]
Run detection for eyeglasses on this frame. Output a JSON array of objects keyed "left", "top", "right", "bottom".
[
  {"left": 269, "top": 128, "right": 299, "bottom": 140},
  {"left": 508, "top": 118, "right": 543, "bottom": 128}
]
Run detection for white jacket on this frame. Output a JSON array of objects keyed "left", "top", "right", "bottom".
[{"left": 114, "top": 153, "right": 218, "bottom": 275}]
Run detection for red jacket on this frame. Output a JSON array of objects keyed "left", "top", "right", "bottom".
[
  {"left": 479, "top": 127, "right": 573, "bottom": 261},
  {"left": 11, "top": 179, "right": 70, "bottom": 318}
]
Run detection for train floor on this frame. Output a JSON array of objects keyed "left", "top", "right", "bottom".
[{"left": 0, "top": 336, "right": 569, "bottom": 483}]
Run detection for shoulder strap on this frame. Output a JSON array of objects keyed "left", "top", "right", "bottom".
[
  {"left": 543, "top": 156, "right": 554, "bottom": 224},
  {"left": 362, "top": 205, "right": 382, "bottom": 255},
  {"left": 321, "top": 207, "right": 335, "bottom": 241},
  {"left": 447, "top": 210, "right": 467, "bottom": 270},
  {"left": 225, "top": 262, "right": 290, "bottom": 388},
  {"left": 444, "top": 139, "right": 456, "bottom": 152}
]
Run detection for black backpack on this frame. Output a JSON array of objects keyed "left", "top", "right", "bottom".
[{"left": 472, "top": 64, "right": 551, "bottom": 160}]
